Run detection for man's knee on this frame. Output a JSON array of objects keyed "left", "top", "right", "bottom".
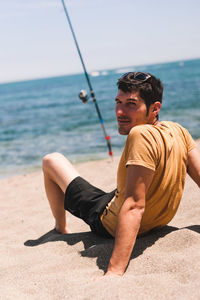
[
  {"left": 42, "top": 152, "right": 79, "bottom": 190},
  {"left": 42, "top": 152, "right": 65, "bottom": 173}
]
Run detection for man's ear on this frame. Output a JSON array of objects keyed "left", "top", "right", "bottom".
[{"left": 152, "top": 102, "right": 161, "bottom": 116}]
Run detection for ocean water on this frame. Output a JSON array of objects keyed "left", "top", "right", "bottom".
[{"left": 0, "top": 58, "right": 200, "bottom": 178}]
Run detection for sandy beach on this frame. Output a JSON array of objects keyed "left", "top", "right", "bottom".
[{"left": 0, "top": 141, "right": 200, "bottom": 300}]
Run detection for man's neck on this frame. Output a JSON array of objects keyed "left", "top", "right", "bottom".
[{"left": 152, "top": 119, "right": 159, "bottom": 126}]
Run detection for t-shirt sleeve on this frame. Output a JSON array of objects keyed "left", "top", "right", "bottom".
[
  {"left": 125, "top": 126, "right": 159, "bottom": 171},
  {"left": 181, "top": 127, "right": 196, "bottom": 152}
]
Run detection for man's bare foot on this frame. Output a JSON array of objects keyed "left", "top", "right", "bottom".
[{"left": 55, "top": 225, "right": 71, "bottom": 234}]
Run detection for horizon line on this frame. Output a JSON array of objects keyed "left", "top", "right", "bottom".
[{"left": 1, "top": 57, "right": 199, "bottom": 86}]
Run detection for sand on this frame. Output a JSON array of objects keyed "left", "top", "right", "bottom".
[{"left": 0, "top": 142, "right": 200, "bottom": 300}]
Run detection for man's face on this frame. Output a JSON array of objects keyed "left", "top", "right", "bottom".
[{"left": 115, "top": 89, "right": 154, "bottom": 135}]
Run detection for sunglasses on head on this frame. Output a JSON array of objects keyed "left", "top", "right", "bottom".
[{"left": 120, "top": 72, "right": 151, "bottom": 83}]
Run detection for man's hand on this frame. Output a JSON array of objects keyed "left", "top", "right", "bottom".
[
  {"left": 93, "top": 271, "right": 121, "bottom": 282},
  {"left": 104, "top": 269, "right": 124, "bottom": 277},
  {"left": 106, "top": 165, "right": 154, "bottom": 276}
]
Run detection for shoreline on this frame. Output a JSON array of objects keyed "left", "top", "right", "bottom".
[
  {"left": 0, "top": 155, "right": 121, "bottom": 181},
  {"left": 1, "top": 139, "right": 199, "bottom": 181}
]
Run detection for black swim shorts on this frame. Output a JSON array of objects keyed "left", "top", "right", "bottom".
[{"left": 64, "top": 176, "right": 116, "bottom": 238}]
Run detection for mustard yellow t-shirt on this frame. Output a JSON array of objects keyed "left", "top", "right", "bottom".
[{"left": 101, "top": 121, "right": 196, "bottom": 237}]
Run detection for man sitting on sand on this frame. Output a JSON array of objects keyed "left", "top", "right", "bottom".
[{"left": 42, "top": 72, "right": 200, "bottom": 276}]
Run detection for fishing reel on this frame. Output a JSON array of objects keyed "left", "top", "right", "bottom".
[{"left": 78, "top": 89, "right": 88, "bottom": 103}]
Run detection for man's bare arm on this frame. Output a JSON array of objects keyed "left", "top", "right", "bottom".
[
  {"left": 187, "top": 147, "right": 200, "bottom": 188},
  {"left": 105, "top": 165, "right": 154, "bottom": 276}
]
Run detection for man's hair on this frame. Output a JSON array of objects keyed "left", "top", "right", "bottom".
[{"left": 117, "top": 72, "right": 163, "bottom": 116}]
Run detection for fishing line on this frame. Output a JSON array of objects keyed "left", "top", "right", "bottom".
[{"left": 60, "top": 0, "right": 113, "bottom": 157}]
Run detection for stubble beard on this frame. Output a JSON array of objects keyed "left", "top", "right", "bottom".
[{"left": 118, "top": 125, "right": 130, "bottom": 135}]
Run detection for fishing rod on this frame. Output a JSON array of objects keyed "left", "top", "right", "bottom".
[{"left": 60, "top": 0, "right": 113, "bottom": 157}]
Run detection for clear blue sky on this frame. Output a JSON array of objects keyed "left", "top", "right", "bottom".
[{"left": 1, "top": 0, "right": 200, "bottom": 83}]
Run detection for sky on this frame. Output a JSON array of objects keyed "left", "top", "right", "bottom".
[{"left": 1, "top": 0, "right": 200, "bottom": 83}]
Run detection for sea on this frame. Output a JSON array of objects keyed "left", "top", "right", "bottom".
[{"left": 0, "top": 58, "right": 200, "bottom": 178}]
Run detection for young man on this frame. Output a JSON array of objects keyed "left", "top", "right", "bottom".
[{"left": 42, "top": 72, "right": 200, "bottom": 277}]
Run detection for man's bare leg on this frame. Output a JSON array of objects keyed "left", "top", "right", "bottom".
[{"left": 42, "top": 152, "right": 80, "bottom": 233}]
